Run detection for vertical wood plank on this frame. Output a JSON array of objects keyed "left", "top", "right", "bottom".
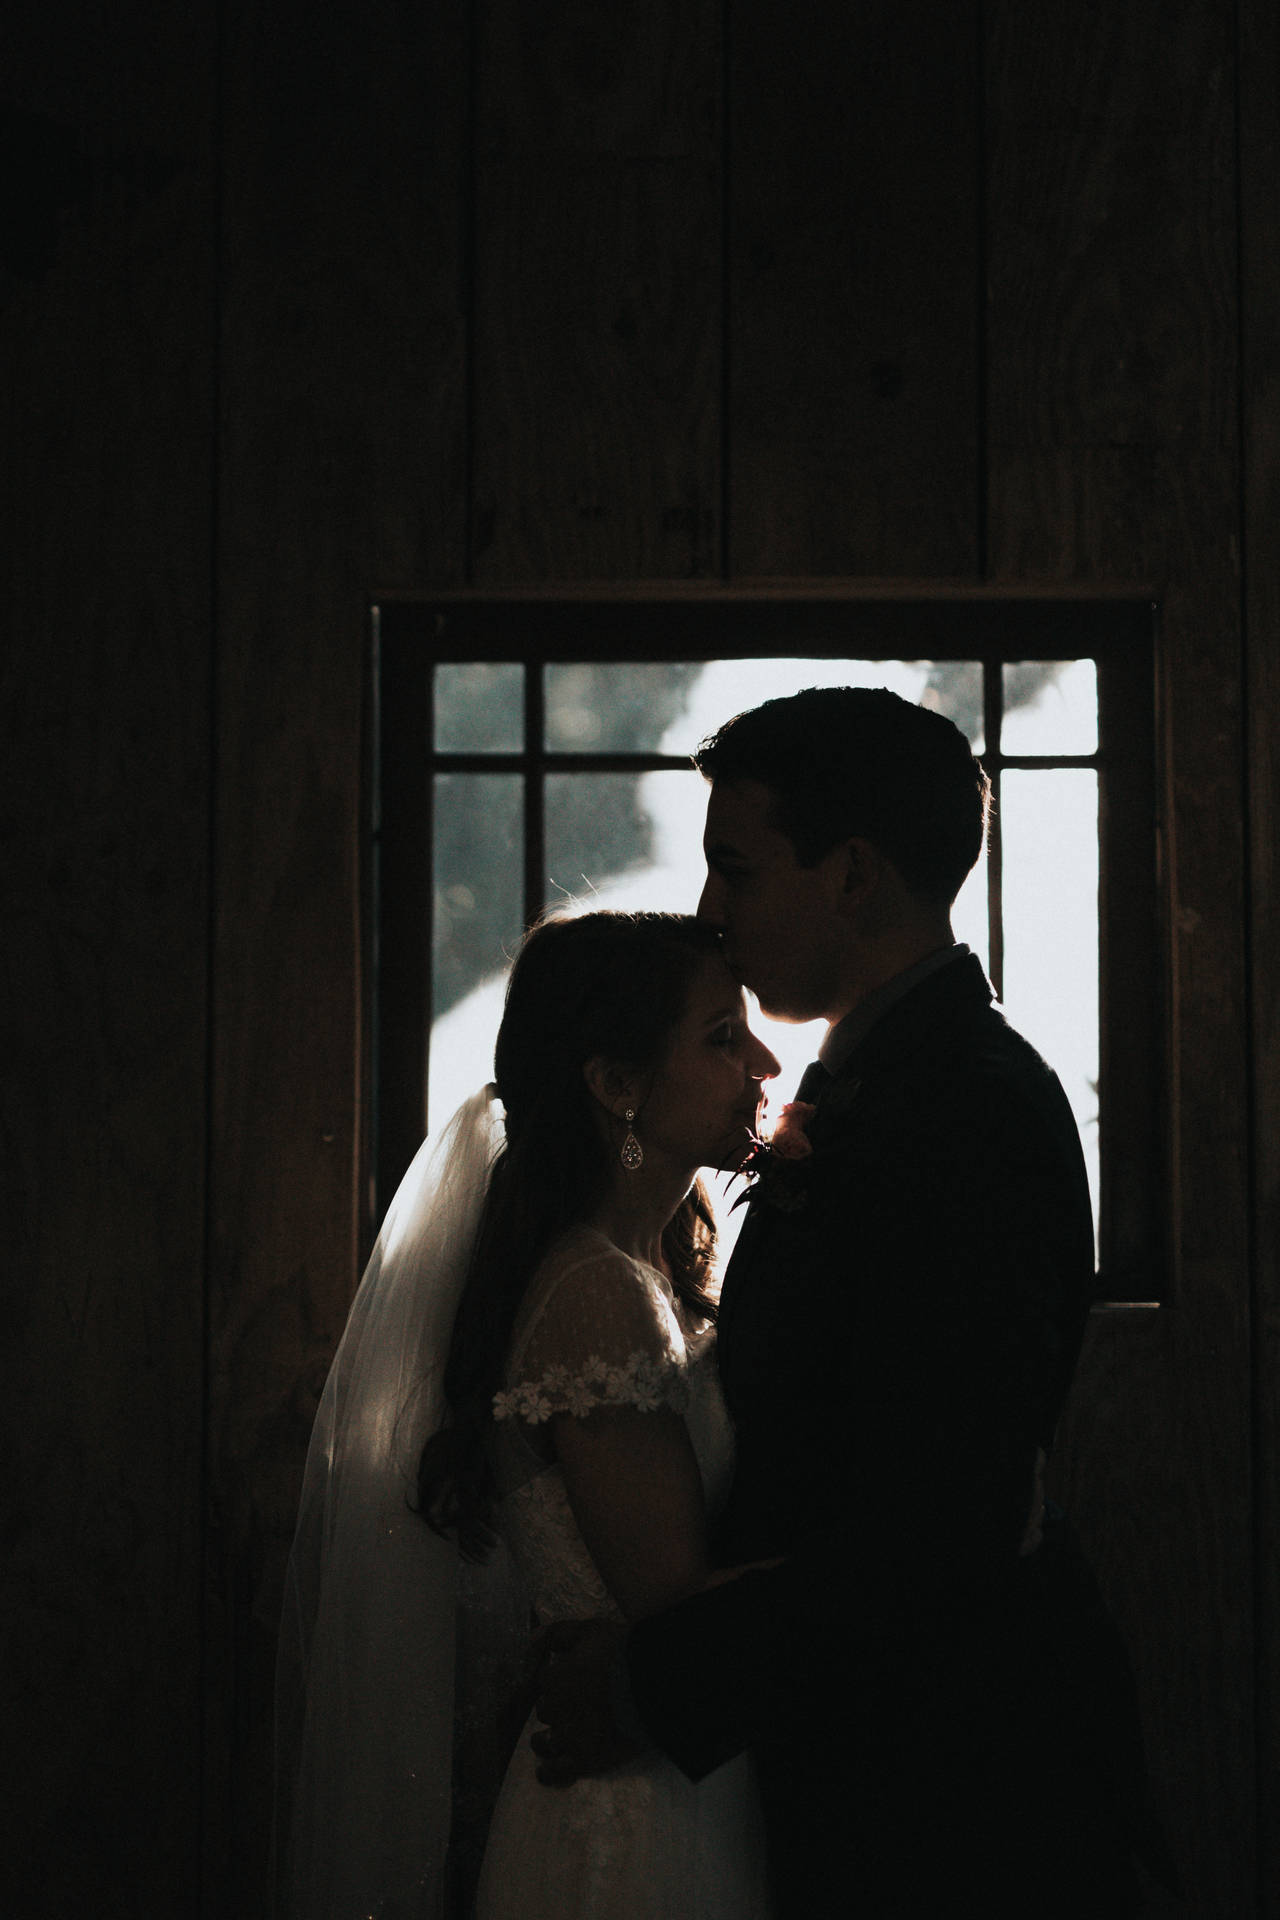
[
  {"left": 728, "top": 0, "right": 981, "bottom": 577},
  {"left": 0, "top": 5, "right": 215, "bottom": 1908},
  {"left": 5, "top": 5, "right": 1269, "bottom": 1913},
  {"left": 210, "top": 1, "right": 468, "bottom": 1906},
  {"left": 472, "top": 0, "right": 722, "bottom": 582},
  {"left": 985, "top": 3, "right": 1249, "bottom": 1908},
  {"left": 1240, "top": 0, "right": 1280, "bottom": 1907}
]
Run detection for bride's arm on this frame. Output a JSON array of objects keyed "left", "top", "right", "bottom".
[
  {"left": 551, "top": 1405, "right": 712, "bottom": 1621},
  {"left": 505, "top": 1242, "right": 720, "bottom": 1623},
  {"left": 523, "top": 1401, "right": 711, "bottom": 1779}
]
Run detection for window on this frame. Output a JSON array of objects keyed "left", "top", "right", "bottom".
[{"left": 370, "top": 592, "right": 1161, "bottom": 1302}]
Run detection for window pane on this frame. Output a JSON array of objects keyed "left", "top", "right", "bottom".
[
  {"left": 545, "top": 769, "right": 706, "bottom": 903},
  {"left": 916, "top": 661, "right": 985, "bottom": 755},
  {"left": 999, "top": 769, "right": 1100, "bottom": 1240},
  {"left": 1001, "top": 660, "right": 1097, "bottom": 755},
  {"left": 435, "top": 662, "right": 523, "bottom": 751},
  {"left": 429, "top": 773, "right": 523, "bottom": 1125},
  {"left": 544, "top": 663, "right": 704, "bottom": 751},
  {"left": 545, "top": 658, "right": 986, "bottom": 757},
  {"left": 671, "top": 658, "right": 985, "bottom": 756}
]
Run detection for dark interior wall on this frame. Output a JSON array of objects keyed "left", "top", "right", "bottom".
[
  {"left": 203, "top": 10, "right": 466, "bottom": 1900},
  {"left": 2, "top": 3, "right": 1276, "bottom": 1914},
  {"left": 1243, "top": 2, "right": 1280, "bottom": 1901},
  {"left": 982, "top": 13, "right": 1252, "bottom": 1919},
  {"left": 1, "top": 3, "right": 215, "bottom": 1908}
]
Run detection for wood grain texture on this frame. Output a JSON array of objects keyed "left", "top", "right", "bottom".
[
  {"left": 985, "top": 2, "right": 1249, "bottom": 1908},
  {"left": 1240, "top": 0, "right": 1280, "bottom": 1907},
  {"left": 208, "top": 1, "right": 468, "bottom": 1905},
  {"left": 986, "top": 11, "right": 1235, "bottom": 456},
  {"left": 472, "top": 0, "right": 722, "bottom": 581},
  {"left": 6, "top": 2, "right": 1275, "bottom": 1910},
  {"left": 0, "top": 6, "right": 215, "bottom": 1908},
  {"left": 728, "top": 0, "right": 981, "bottom": 577}
]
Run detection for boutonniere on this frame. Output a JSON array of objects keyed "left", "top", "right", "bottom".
[{"left": 727, "top": 1100, "right": 818, "bottom": 1213}]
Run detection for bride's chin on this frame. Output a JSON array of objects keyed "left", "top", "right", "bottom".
[{"left": 708, "top": 1129, "right": 754, "bottom": 1173}]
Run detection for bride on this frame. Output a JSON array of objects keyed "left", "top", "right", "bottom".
[{"left": 276, "top": 910, "right": 780, "bottom": 1918}]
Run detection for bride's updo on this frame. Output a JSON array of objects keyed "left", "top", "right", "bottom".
[{"left": 420, "top": 910, "right": 725, "bottom": 1556}]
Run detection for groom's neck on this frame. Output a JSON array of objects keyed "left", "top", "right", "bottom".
[{"left": 824, "top": 919, "right": 957, "bottom": 1030}]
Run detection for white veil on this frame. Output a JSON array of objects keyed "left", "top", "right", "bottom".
[{"left": 274, "top": 1086, "right": 527, "bottom": 1920}]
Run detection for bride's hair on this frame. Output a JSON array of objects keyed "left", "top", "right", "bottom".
[{"left": 418, "top": 909, "right": 724, "bottom": 1558}]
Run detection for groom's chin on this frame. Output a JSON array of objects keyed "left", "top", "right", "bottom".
[
  {"left": 753, "top": 998, "right": 808, "bottom": 1025},
  {"left": 738, "top": 977, "right": 805, "bottom": 1024}
]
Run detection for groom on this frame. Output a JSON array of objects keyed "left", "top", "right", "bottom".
[{"left": 535, "top": 687, "right": 1144, "bottom": 1915}]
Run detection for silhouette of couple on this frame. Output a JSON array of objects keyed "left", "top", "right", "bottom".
[{"left": 280, "top": 687, "right": 1148, "bottom": 1919}]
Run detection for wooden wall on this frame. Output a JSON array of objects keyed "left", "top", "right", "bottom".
[
  {"left": 1, "top": 3, "right": 214, "bottom": 1908},
  {"left": 3, "top": 2, "right": 1276, "bottom": 1913},
  {"left": 1242, "top": 0, "right": 1280, "bottom": 1896},
  {"left": 985, "top": 9, "right": 1251, "bottom": 1916}
]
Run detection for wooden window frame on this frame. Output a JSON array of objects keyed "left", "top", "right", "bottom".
[{"left": 368, "top": 588, "right": 1163, "bottom": 1304}]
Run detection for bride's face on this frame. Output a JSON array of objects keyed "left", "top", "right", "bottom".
[{"left": 638, "top": 953, "right": 781, "bottom": 1173}]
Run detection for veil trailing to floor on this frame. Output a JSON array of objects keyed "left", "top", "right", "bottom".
[{"left": 274, "top": 1086, "right": 529, "bottom": 1920}]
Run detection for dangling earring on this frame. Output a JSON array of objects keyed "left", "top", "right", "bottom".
[{"left": 620, "top": 1109, "right": 644, "bottom": 1171}]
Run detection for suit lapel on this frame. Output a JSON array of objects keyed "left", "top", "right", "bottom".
[{"left": 716, "top": 954, "right": 995, "bottom": 1385}]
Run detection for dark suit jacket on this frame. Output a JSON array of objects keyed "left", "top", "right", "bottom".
[{"left": 628, "top": 956, "right": 1144, "bottom": 1915}]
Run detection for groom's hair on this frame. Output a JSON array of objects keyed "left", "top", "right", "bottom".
[{"left": 694, "top": 685, "right": 990, "bottom": 904}]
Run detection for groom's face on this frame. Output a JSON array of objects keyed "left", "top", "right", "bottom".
[{"left": 697, "top": 778, "right": 849, "bottom": 1023}]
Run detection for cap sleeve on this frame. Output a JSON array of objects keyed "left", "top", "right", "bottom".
[{"left": 495, "top": 1236, "right": 689, "bottom": 1426}]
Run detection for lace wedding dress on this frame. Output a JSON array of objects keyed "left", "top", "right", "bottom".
[{"left": 474, "top": 1227, "right": 771, "bottom": 1920}]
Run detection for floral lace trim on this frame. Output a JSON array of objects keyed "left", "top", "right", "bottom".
[{"left": 493, "top": 1351, "right": 688, "bottom": 1425}]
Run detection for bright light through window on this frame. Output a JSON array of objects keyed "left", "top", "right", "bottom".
[{"left": 425, "top": 656, "right": 1100, "bottom": 1249}]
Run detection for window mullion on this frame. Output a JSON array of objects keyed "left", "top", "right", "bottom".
[
  {"left": 983, "top": 658, "right": 1004, "bottom": 1002},
  {"left": 524, "top": 661, "right": 546, "bottom": 927}
]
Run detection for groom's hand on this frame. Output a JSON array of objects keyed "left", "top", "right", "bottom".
[{"left": 528, "top": 1619, "right": 644, "bottom": 1784}]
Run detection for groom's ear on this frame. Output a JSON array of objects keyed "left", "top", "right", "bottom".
[
  {"left": 583, "top": 1055, "right": 639, "bottom": 1116},
  {"left": 832, "top": 835, "right": 885, "bottom": 911}
]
